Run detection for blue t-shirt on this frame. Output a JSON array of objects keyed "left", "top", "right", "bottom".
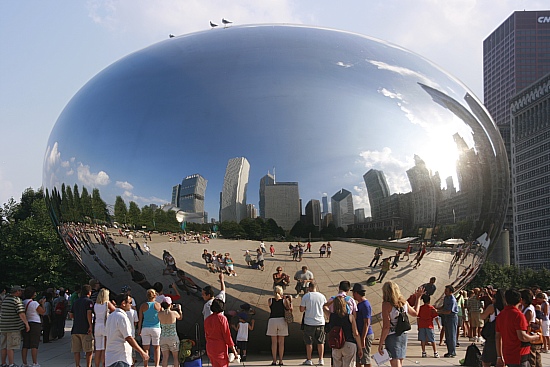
[
  {"left": 356, "top": 299, "right": 373, "bottom": 336},
  {"left": 443, "top": 294, "right": 458, "bottom": 314}
]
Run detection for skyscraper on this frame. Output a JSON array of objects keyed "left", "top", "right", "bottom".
[
  {"left": 321, "top": 195, "right": 329, "bottom": 218},
  {"left": 483, "top": 10, "right": 550, "bottom": 262},
  {"left": 510, "top": 73, "right": 550, "bottom": 270},
  {"left": 363, "top": 169, "right": 390, "bottom": 220},
  {"left": 259, "top": 173, "right": 300, "bottom": 231},
  {"left": 220, "top": 157, "right": 250, "bottom": 223},
  {"left": 354, "top": 208, "right": 365, "bottom": 223},
  {"left": 331, "top": 189, "right": 354, "bottom": 230},
  {"left": 305, "top": 199, "right": 321, "bottom": 229},
  {"left": 171, "top": 174, "right": 208, "bottom": 223}
]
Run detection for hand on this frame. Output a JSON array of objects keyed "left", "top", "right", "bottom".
[
  {"left": 87, "top": 326, "right": 92, "bottom": 335},
  {"left": 140, "top": 350, "right": 149, "bottom": 361},
  {"left": 25, "top": 323, "right": 30, "bottom": 332},
  {"left": 358, "top": 347, "right": 363, "bottom": 359},
  {"left": 415, "top": 286, "right": 425, "bottom": 297},
  {"left": 378, "top": 344, "right": 384, "bottom": 354},
  {"left": 496, "top": 357, "right": 505, "bottom": 367}
]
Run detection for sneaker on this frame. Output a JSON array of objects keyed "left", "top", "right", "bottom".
[
  {"left": 302, "top": 360, "right": 313, "bottom": 366},
  {"left": 422, "top": 352, "right": 427, "bottom": 358},
  {"left": 434, "top": 352, "right": 440, "bottom": 358},
  {"left": 318, "top": 359, "right": 324, "bottom": 365},
  {"left": 241, "top": 356, "right": 246, "bottom": 362},
  {"left": 294, "top": 295, "right": 299, "bottom": 299},
  {"left": 469, "top": 337, "right": 476, "bottom": 342}
]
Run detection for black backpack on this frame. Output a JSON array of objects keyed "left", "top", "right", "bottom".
[
  {"left": 462, "top": 343, "right": 482, "bottom": 367},
  {"left": 394, "top": 307, "right": 411, "bottom": 335}
]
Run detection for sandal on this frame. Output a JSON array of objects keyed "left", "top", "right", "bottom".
[{"left": 271, "top": 362, "right": 277, "bottom": 366}]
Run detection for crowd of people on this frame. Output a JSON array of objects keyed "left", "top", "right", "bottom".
[{"left": 1, "top": 237, "right": 549, "bottom": 367}]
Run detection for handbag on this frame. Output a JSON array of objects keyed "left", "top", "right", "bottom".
[
  {"left": 284, "top": 298, "right": 294, "bottom": 324},
  {"left": 394, "top": 307, "right": 411, "bottom": 335}
]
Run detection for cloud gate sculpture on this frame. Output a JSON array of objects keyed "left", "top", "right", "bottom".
[{"left": 43, "top": 24, "right": 509, "bottom": 351}]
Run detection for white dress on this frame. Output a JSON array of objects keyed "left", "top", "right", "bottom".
[{"left": 94, "top": 302, "right": 109, "bottom": 337}]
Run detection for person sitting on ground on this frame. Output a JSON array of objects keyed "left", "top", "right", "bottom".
[
  {"left": 225, "top": 253, "right": 237, "bottom": 277},
  {"left": 244, "top": 250, "right": 252, "bottom": 267}
]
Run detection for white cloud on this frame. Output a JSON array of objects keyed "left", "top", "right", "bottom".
[
  {"left": 116, "top": 181, "right": 134, "bottom": 190},
  {"left": 122, "top": 190, "right": 167, "bottom": 206},
  {"left": 358, "top": 147, "right": 413, "bottom": 194},
  {"left": 77, "top": 163, "right": 111, "bottom": 187},
  {"left": 353, "top": 184, "right": 371, "bottom": 217},
  {"left": 367, "top": 59, "right": 438, "bottom": 89},
  {"left": 60, "top": 160, "right": 70, "bottom": 168}
]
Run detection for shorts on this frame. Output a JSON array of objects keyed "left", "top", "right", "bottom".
[
  {"left": 303, "top": 325, "right": 326, "bottom": 345},
  {"left": 160, "top": 334, "right": 180, "bottom": 352},
  {"left": 0, "top": 331, "right": 22, "bottom": 350},
  {"left": 542, "top": 320, "right": 550, "bottom": 337},
  {"left": 458, "top": 316, "right": 464, "bottom": 325},
  {"left": 470, "top": 312, "right": 481, "bottom": 327},
  {"left": 385, "top": 332, "right": 407, "bottom": 360},
  {"left": 418, "top": 328, "right": 435, "bottom": 343},
  {"left": 357, "top": 333, "right": 374, "bottom": 365},
  {"left": 236, "top": 340, "right": 248, "bottom": 352},
  {"left": 141, "top": 327, "right": 161, "bottom": 346},
  {"left": 22, "top": 322, "right": 42, "bottom": 349},
  {"left": 266, "top": 317, "right": 288, "bottom": 336},
  {"left": 71, "top": 333, "right": 94, "bottom": 353},
  {"left": 227, "top": 264, "right": 234, "bottom": 271}
]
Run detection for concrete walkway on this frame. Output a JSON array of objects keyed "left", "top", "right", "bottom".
[{"left": 9, "top": 320, "right": 550, "bottom": 367}]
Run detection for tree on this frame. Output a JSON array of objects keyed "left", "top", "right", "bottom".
[
  {"left": 114, "top": 196, "right": 128, "bottom": 225},
  {"left": 240, "top": 218, "right": 263, "bottom": 240},
  {"left": 140, "top": 205, "right": 154, "bottom": 230},
  {"left": 0, "top": 188, "right": 87, "bottom": 288},
  {"left": 127, "top": 201, "right": 141, "bottom": 228},
  {"left": 80, "top": 187, "right": 93, "bottom": 221},
  {"left": 91, "top": 188, "right": 109, "bottom": 223},
  {"left": 219, "top": 221, "right": 246, "bottom": 239}
]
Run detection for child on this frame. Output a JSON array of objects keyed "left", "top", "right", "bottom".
[
  {"left": 417, "top": 294, "right": 441, "bottom": 358},
  {"left": 269, "top": 244, "right": 275, "bottom": 257},
  {"left": 225, "top": 253, "right": 237, "bottom": 277},
  {"left": 244, "top": 250, "right": 252, "bottom": 266},
  {"left": 232, "top": 313, "right": 255, "bottom": 361}
]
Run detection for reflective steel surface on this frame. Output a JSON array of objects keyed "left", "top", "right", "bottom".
[{"left": 43, "top": 25, "right": 509, "bottom": 350}]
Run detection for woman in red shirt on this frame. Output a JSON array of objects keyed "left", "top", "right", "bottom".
[{"left": 204, "top": 299, "right": 239, "bottom": 367}]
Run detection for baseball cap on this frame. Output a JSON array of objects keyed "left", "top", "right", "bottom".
[{"left": 10, "top": 285, "right": 23, "bottom": 293}]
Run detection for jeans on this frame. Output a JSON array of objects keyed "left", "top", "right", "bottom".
[{"left": 444, "top": 313, "right": 458, "bottom": 355}]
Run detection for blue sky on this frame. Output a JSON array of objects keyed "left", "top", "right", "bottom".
[{"left": 1, "top": 1, "right": 547, "bottom": 215}]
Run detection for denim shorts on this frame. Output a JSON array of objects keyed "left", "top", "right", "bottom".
[{"left": 385, "top": 332, "right": 407, "bottom": 359}]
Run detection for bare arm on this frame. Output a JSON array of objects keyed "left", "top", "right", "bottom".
[
  {"left": 495, "top": 332, "right": 504, "bottom": 367},
  {"left": 18, "top": 312, "right": 30, "bottom": 332},
  {"left": 138, "top": 304, "right": 145, "bottom": 334},
  {"left": 248, "top": 319, "right": 255, "bottom": 330},
  {"left": 406, "top": 287, "right": 424, "bottom": 317},
  {"left": 125, "top": 336, "right": 149, "bottom": 361},
  {"left": 87, "top": 309, "right": 93, "bottom": 334},
  {"left": 480, "top": 304, "right": 494, "bottom": 320},
  {"left": 349, "top": 313, "right": 363, "bottom": 357},
  {"left": 516, "top": 329, "right": 539, "bottom": 343},
  {"left": 219, "top": 273, "right": 226, "bottom": 293},
  {"left": 378, "top": 302, "right": 392, "bottom": 355}
]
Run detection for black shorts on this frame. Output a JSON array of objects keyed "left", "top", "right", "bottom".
[
  {"left": 23, "top": 322, "right": 42, "bottom": 349},
  {"left": 237, "top": 340, "right": 248, "bottom": 351}
]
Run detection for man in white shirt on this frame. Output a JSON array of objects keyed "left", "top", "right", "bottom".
[
  {"left": 105, "top": 293, "right": 148, "bottom": 367},
  {"left": 300, "top": 282, "right": 327, "bottom": 366},
  {"left": 202, "top": 273, "right": 226, "bottom": 320}
]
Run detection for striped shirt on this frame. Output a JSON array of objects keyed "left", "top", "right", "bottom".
[{"left": 0, "top": 295, "right": 25, "bottom": 332}]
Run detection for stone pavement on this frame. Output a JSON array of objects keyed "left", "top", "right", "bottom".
[{"left": 10, "top": 320, "right": 550, "bottom": 367}]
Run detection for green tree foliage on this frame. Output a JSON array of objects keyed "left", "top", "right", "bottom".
[
  {"left": 140, "top": 205, "right": 154, "bottom": 230},
  {"left": 0, "top": 188, "right": 87, "bottom": 289},
  {"left": 470, "top": 261, "right": 550, "bottom": 291},
  {"left": 91, "top": 188, "right": 109, "bottom": 223},
  {"left": 80, "top": 187, "right": 93, "bottom": 220},
  {"left": 219, "top": 221, "right": 246, "bottom": 239},
  {"left": 114, "top": 196, "right": 128, "bottom": 224},
  {"left": 127, "top": 201, "right": 141, "bottom": 229},
  {"left": 239, "top": 218, "right": 263, "bottom": 240}
]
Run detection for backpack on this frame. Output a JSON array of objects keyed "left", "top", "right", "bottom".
[
  {"left": 328, "top": 326, "right": 345, "bottom": 349},
  {"left": 394, "top": 307, "right": 411, "bottom": 336},
  {"left": 54, "top": 299, "right": 66, "bottom": 315},
  {"left": 462, "top": 343, "right": 482, "bottom": 367}
]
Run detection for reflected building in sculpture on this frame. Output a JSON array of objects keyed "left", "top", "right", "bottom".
[
  {"left": 322, "top": 195, "right": 328, "bottom": 218},
  {"left": 305, "top": 199, "right": 321, "bottom": 229},
  {"left": 171, "top": 174, "right": 207, "bottom": 222},
  {"left": 363, "top": 169, "right": 390, "bottom": 220},
  {"left": 220, "top": 157, "right": 250, "bottom": 223},
  {"left": 331, "top": 189, "right": 354, "bottom": 230},
  {"left": 260, "top": 173, "right": 300, "bottom": 231},
  {"left": 407, "top": 155, "right": 438, "bottom": 229},
  {"left": 355, "top": 208, "right": 366, "bottom": 223}
]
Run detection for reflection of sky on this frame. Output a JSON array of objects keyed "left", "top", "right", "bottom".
[{"left": 44, "top": 25, "right": 489, "bottom": 219}]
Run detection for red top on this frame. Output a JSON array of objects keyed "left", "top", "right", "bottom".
[
  {"left": 495, "top": 305, "right": 529, "bottom": 364},
  {"left": 417, "top": 304, "right": 438, "bottom": 329},
  {"left": 205, "top": 312, "right": 234, "bottom": 363}
]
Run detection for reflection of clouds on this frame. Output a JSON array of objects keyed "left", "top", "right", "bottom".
[
  {"left": 366, "top": 59, "right": 438, "bottom": 89},
  {"left": 359, "top": 147, "right": 412, "bottom": 194},
  {"left": 380, "top": 88, "right": 402, "bottom": 99},
  {"left": 77, "top": 164, "right": 111, "bottom": 187},
  {"left": 336, "top": 61, "right": 353, "bottom": 68},
  {"left": 45, "top": 142, "right": 61, "bottom": 171},
  {"left": 116, "top": 181, "right": 134, "bottom": 190},
  {"left": 353, "top": 184, "right": 371, "bottom": 215},
  {"left": 122, "top": 190, "right": 166, "bottom": 206}
]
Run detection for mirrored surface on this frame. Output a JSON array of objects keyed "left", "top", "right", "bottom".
[{"left": 43, "top": 24, "right": 509, "bottom": 350}]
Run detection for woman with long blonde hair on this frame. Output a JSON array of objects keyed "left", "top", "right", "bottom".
[
  {"left": 378, "top": 281, "right": 423, "bottom": 367},
  {"left": 329, "top": 296, "right": 363, "bottom": 367},
  {"left": 266, "top": 285, "right": 292, "bottom": 365},
  {"left": 94, "top": 288, "right": 116, "bottom": 367}
]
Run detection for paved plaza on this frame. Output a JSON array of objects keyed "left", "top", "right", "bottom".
[{"left": 10, "top": 319, "right": 550, "bottom": 367}]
